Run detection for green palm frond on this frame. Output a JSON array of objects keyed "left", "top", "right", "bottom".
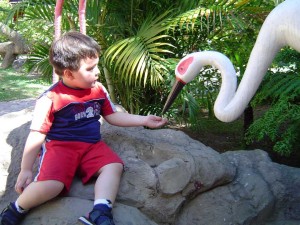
[
  {"left": 9, "top": 0, "right": 80, "bottom": 31},
  {"left": 26, "top": 43, "right": 53, "bottom": 82},
  {"left": 168, "top": 0, "right": 272, "bottom": 36},
  {"left": 25, "top": 2, "right": 54, "bottom": 22},
  {"left": 252, "top": 71, "right": 300, "bottom": 106},
  {"left": 86, "top": 0, "right": 103, "bottom": 25},
  {"left": 104, "top": 11, "right": 175, "bottom": 87},
  {"left": 4, "top": 0, "right": 27, "bottom": 24}
]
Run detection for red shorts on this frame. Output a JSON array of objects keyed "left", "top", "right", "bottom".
[{"left": 35, "top": 139, "right": 124, "bottom": 193}]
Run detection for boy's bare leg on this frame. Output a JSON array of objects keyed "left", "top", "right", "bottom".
[
  {"left": 16, "top": 180, "right": 64, "bottom": 210},
  {"left": 78, "top": 163, "right": 123, "bottom": 225},
  {"left": 94, "top": 163, "right": 123, "bottom": 204}
]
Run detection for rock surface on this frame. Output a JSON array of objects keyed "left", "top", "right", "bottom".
[{"left": 0, "top": 99, "right": 299, "bottom": 225}]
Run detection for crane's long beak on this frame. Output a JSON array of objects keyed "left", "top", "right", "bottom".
[{"left": 162, "top": 79, "right": 186, "bottom": 115}]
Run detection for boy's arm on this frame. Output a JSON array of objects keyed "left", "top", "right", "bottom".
[
  {"left": 15, "top": 130, "right": 46, "bottom": 194},
  {"left": 104, "top": 112, "right": 168, "bottom": 129}
]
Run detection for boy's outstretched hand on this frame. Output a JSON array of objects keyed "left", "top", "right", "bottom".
[
  {"left": 144, "top": 115, "right": 168, "bottom": 128},
  {"left": 104, "top": 111, "right": 168, "bottom": 128}
]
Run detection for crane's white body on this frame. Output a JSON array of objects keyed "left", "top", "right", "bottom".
[{"left": 175, "top": 0, "right": 300, "bottom": 122}]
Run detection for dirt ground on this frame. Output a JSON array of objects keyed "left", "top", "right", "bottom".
[
  {"left": 175, "top": 125, "right": 300, "bottom": 168},
  {"left": 164, "top": 104, "right": 300, "bottom": 168}
]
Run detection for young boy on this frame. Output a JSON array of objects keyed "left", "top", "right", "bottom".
[{"left": 0, "top": 31, "right": 167, "bottom": 225}]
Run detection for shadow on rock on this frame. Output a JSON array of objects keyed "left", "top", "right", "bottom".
[{"left": 1, "top": 122, "right": 31, "bottom": 206}]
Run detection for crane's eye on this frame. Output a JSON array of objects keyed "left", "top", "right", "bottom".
[{"left": 177, "top": 57, "right": 194, "bottom": 75}]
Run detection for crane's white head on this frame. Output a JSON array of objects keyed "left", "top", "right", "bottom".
[
  {"left": 175, "top": 52, "right": 204, "bottom": 84},
  {"left": 162, "top": 52, "right": 203, "bottom": 114}
]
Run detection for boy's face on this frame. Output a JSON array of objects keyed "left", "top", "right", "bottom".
[{"left": 64, "top": 57, "right": 100, "bottom": 89}]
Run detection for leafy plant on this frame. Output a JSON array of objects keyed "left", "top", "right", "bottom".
[
  {"left": 104, "top": 12, "right": 174, "bottom": 88},
  {"left": 25, "top": 43, "right": 53, "bottom": 82},
  {"left": 2, "top": 0, "right": 277, "bottom": 121},
  {"left": 246, "top": 48, "right": 300, "bottom": 156}
]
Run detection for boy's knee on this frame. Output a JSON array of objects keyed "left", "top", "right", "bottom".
[
  {"left": 99, "top": 163, "right": 124, "bottom": 175},
  {"left": 34, "top": 180, "right": 65, "bottom": 196}
]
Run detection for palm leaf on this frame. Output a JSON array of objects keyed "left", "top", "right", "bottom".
[
  {"left": 15, "top": 0, "right": 80, "bottom": 32},
  {"left": 168, "top": 0, "right": 271, "bottom": 37},
  {"left": 26, "top": 43, "right": 53, "bottom": 82},
  {"left": 3, "top": 0, "right": 28, "bottom": 24},
  {"left": 25, "top": 2, "right": 54, "bottom": 22},
  {"left": 104, "top": 11, "right": 175, "bottom": 87}
]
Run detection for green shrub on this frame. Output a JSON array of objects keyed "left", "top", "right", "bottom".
[{"left": 245, "top": 48, "right": 300, "bottom": 156}]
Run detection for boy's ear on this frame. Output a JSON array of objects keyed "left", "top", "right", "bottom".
[{"left": 63, "top": 69, "right": 74, "bottom": 79}]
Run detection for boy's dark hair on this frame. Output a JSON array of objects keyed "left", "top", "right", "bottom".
[{"left": 49, "top": 31, "right": 101, "bottom": 76}]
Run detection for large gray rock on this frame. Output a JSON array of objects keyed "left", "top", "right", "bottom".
[{"left": 0, "top": 101, "right": 299, "bottom": 225}]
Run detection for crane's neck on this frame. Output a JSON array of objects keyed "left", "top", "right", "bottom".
[{"left": 214, "top": 0, "right": 300, "bottom": 122}]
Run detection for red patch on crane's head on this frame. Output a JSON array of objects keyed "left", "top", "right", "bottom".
[{"left": 177, "top": 56, "right": 194, "bottom": 75}]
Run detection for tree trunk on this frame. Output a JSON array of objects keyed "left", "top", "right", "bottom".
[
  {"left": 99, "top": 41, "right": 116, "bottom": 102},
  {"left": 243, "top": 105, "right": 254, "bottom": 134},
  {"left": 103, "top": 66, "right": 116, "bottom": 103}
]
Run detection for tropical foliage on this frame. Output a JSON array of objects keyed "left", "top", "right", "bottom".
[
  {"left": 246, "top": 48, "right": 300, "bottom": 156},
  {"left": 0, "top": 1, "right": 9, "bottom": 42},
  {"left": 4, "top": 0, "right": 274, "bottom": 111},
  {"left": 2, "top": 0, "right": 299, "bottom": 156}
]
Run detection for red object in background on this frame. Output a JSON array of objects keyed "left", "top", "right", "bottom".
[{"left": 9, "top": 0, "right": 24, "bottom": 22}]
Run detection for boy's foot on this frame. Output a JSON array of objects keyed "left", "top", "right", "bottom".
[
  {"left": 0, "top": 203, "right": 26, "bottom": 225},
  {"left": 78, "top": 204, "right": 115, "bottom": 225}
]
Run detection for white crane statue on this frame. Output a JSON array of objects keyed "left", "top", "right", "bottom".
[{"left": 162, "top": 0, "right": 300, "bottom": 122}]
